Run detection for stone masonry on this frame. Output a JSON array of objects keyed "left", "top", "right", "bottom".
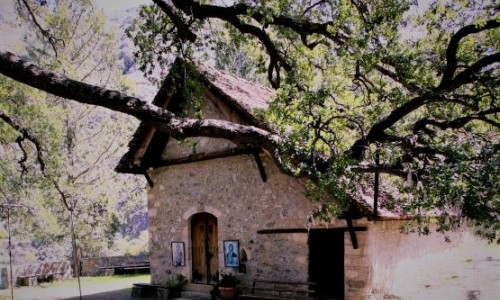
[
  {"left": 148, "top": 154, "right": 315, "bottom": 290},
  {"left": 146, "top": 149, "right": 381, "bottom": 298}
]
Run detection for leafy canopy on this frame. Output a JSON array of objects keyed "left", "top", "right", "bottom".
[
  {"left": 128, "top": 0, "right": 499, "bottom": 241},
  {"left": 0, "top": 0, "right": 498, "bottom": 243}
]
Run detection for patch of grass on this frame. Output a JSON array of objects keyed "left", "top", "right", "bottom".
[
  {"left": 40, "top": 274, "right": 150, "bottom": 287},
  {"left": 0, "top": 274, "right": 151, "bottom": 299}
]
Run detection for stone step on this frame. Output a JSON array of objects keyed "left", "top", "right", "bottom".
[
  {"left": 181, "top": 290, "right": 212, "bottom": 300},
  {"left": 185, "top": 283, "right": 214, "bottom": 293}
]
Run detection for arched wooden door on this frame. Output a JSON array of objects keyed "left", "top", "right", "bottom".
[{"left": 191, "top": 213, "right": 218, "bottom": 284}]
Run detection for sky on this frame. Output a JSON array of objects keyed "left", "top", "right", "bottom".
[{"left": 95, "top": 0, "right": 150, "bottom": 13}]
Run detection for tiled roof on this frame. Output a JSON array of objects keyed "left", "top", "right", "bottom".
[
  {"left": 115, "top": 59, "right": 406, "bottom": 220},
  {"left": 115, "top": 58, "right": 275, "bottom": 174},
  {"left": 196, "top": 63, "right": 273, "bottom": 113}
]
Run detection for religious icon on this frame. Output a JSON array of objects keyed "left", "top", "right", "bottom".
[
  {"left": 172, "top": 242, "right": 185, "bottom": 266},
  {"left": 224, "top": 240, "right": 239, "bottom": 267}
]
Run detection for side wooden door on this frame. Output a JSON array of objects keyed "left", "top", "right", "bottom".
[
  {"left": 309, "top": 229, "right": 345, "bottom": 299},
  {"left": 191, "top": 213, "right": 218, "bottom": 284}
]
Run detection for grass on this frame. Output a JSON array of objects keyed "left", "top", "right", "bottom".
[{"left": 0, "top": 274, "right": 151, "bottom": 300}]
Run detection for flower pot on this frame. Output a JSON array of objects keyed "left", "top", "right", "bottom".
[{"left": 219, "top": 286, "right": 237, "bottom": 300}]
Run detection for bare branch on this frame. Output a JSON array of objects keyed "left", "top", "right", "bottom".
[
  {"left": 17, "top": 0, "right": 62, "bottom": 57},
  {"left": 0, "top": 110, "right": 46, "bottom": 172}
]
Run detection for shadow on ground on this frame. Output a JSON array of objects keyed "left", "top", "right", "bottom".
[{"left": 64, "top": 288, "right": 154, "bottom": 300}]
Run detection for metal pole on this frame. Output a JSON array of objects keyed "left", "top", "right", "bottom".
[
  {"left": 373, "top": 150, "right": 380, "bottom": 220},
  {"left": 0, "top": 203, "right": 24, "bottom": 300},
  {"left": 7, "top": 206, "right": 14, "bottom": 300},
  {"left": 70, "top": 210, "right": 82, "bottom": 300}
]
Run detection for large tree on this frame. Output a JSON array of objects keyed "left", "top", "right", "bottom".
[
  {"left": 0, "top": 0, "right": 147, "bottom": 263},
  {"left": 0, "top": 0, "right": 499, "bottom": 241}
]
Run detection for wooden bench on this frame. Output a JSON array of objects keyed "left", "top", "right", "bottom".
[
  {"left": 98, "top": 263, "right": 150, "bottom": 275},
  {"left": 241, "top": 280, "right": 316, "bottom": 300},
  {"left": 16, "top": 272, "right": 65, "bottom": 286}
]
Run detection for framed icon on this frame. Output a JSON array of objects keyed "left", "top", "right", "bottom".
[
  {"left": 223, "top": 240, "right": 239, "bottom": 267},
  {"left": 172, "top": 242, "right": 185, "bottom": 267}
]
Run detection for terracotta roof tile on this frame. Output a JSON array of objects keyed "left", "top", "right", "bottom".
[
  {"left": 116, "top": 59, "right": 275, "bottom": 174},
  {"left": 197, "top": 64, "right": 274, "bottom": 113}
]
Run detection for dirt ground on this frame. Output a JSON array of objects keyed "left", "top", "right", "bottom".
[{"left": 368, "top": 231, "right": 500, "bottom": 299}]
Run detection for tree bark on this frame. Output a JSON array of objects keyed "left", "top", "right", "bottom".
[{"left": 0, "top": 51, "right": 285, "bottom": 166}]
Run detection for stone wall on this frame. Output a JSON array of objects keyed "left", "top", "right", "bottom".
[
  {"left": 0, "top": 268, "right": 8, "bottom": 289},
  {"left": 13, "top": 261, "right": 72, "bottom": 286},
  {"left": 364, "top": 220, "right": 463, "bottom": 299},
  {"left": 344, "top": 219, "right": 370, "bottom": 300},
  {"left": 148, "top": 154, "right": 316, "bottom": 290},
  {"left": 148, "top": 152, "right": 461, "bottom": 299},
  {"left": 80, "top": 255, "right": 149, "bottom": 276}
]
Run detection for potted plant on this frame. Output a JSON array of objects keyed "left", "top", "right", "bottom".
[
  {"left": 218, "top": 272, "right": 239, "bottom": 300},
  {"left": 165, "top": 274, "right": 188, "bottom": 299}
]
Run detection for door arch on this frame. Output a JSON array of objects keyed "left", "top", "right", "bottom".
[{"left": 191, "top": 212, "right": 218, "bottom": 284}]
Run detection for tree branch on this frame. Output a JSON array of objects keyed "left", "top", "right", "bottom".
[
  {"left": 414, "top": 107, "right": 500, "bottom": 133},
  {"left": 0, "top": 51, "right": 286, "bottom": 165},
  {"left": 349, "top": 95, "right": 432, "bottom": 159},
  {"left": 151, "top": 0, "right": 197, "bottom": 42},
  {"left": 0, "top": 109, "right": 73, "bottom": 211},
  {"left": 0, "top": 110, "right": 46, "bottom": 172},
  {"left": 374, "top": 63, "right": 421, "bottom": 93},
  {"left": 167, "top": 0, "right": 350, "bottom": 87},
  {"left": 444, "top": 52, "right": 500, "bottom": 91},
  {"left": 17, "top": 0, "right": 62, "bottom": 57},
  {"left": 439, "top": 19, "right": 500, "bottom": 89}
]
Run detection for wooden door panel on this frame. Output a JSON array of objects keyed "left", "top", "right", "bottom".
[
  {"left": 191, "top": 214, "right": 206, "bottom": 283},
  {"left": 206, "top": 216, "right": 218, "bottom": 284},
  {"left": 191, "top": 213, "right": 218, "bottom": 284}
]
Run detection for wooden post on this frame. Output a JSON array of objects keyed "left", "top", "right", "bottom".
[
  {"left": 373, "top": 150, "right": 380, "bottom": 220},
  {"left": 346, "top": 216, "right": 358, "bottom": 249},
  {"left": 70, "top": 209, "right": 83, "bottom": 300},
  {"left": 7, "top": 205, "right": 13, "bottom": 300}
]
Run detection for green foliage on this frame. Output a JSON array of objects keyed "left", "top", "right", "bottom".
[
  {"left": 0, "top": 0, "right": 147, "bottom": 262},
  {"left": 218, "top": 272, "right": 239, "bottom": 287},
  {"left": 2, "top": 0, "right": 498, "bottom": 244},
  {"left": 123, "top": 0, "right": 499, "bottom": 241},
  {"left": 306, "top": 157, "right": 357, "bottom": 223},
  {"left": 165, "top": 274, "right": 188, "bottom": 289},
  {"left": 404, "top": 144, "right": 500, "bottom": 242}
]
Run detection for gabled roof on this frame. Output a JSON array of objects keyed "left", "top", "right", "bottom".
[
  {"left": 115, "top": 58, "right": 275, "bottom": 174},
  {"left": 115, "top": 59, "right": 410, "bottom": 220},
  {"left": 196, "top": 63, "right": 273, "bottom": 118}
]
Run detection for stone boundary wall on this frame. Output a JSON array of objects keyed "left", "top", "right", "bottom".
[
  {"left": 81, "top": 255, "right": 149, "bottom": 276},
  {"left": 0, "top": 261, "right": 73, "bottom": 287},
  {"left": 0, "top": 268, "right": 8, "bottom": 289}
]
